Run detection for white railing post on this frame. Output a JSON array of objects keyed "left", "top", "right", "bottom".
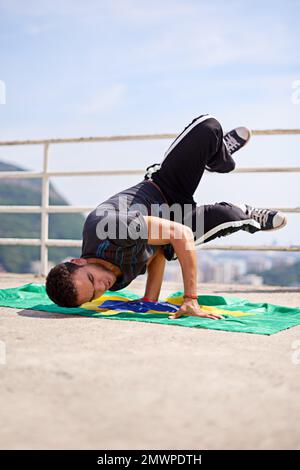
[{"left": 40, "top": 143, "right": 49, "bottom": 277}]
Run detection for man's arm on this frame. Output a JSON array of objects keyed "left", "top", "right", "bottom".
[
  {"left": 143, "top": 215, "right": 223, "bottom": 320},
  {"left": 143, "top": 247, "right": 166, "bottom": 301}
]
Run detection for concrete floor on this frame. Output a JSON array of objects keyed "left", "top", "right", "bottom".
[{"left": 0, "top": 273, "right": 300, "bottom": 450}]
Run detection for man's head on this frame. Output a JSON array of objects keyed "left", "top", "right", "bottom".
[{"left": 46, "top": 258, "right": 117, "bottom": 307}]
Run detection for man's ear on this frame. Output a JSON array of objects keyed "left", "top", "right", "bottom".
[{"left": 70, "top": 258, "right": 87, "bottom": 266}]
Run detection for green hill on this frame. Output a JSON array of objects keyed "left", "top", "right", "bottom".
[{"left": 0, "top": 160, "right": 84, "bottom": 273}]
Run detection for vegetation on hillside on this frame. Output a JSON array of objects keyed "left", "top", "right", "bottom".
[{"left": 0, "top": 160, "right": 84, "bottom": 273}]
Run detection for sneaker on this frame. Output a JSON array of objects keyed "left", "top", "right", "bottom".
[
  {"left": 144, "top": 163, "right": 161, "bottom": 181},
  {"left": 242, "top": 204, "right": 287, "bottom": 231},
  {"left": 223, "top": 127, "right": 252, "bottom": 155}
]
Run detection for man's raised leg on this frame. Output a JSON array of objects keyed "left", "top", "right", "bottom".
[{"left": 145, "top": 114, "right": 249, "bottom": 206}]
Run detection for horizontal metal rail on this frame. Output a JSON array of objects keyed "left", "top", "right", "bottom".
[
  {"left": 0, "top": 128, "right": 300, "bottom": 147},
  {"left": 0, "top": 169, "right": 144, "bottom": 178},
  {"left": 0, "top": 205, "right": 299, "bottom": 214},
  {"left": 0, "top": 238, "right": 299, "bottom": 253},
  {"left": 0, "top": 128, "right": 299, "bottom": 275},
  {"left": 1, "top": 166, "right": 300, "bottom": 180},
  {"left": 200, "top": 245, "right": 300, "bottom": 252}
]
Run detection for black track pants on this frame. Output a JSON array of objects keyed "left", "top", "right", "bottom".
[{"left": 146, "top": 114, "right": 260, "bottom": 250}]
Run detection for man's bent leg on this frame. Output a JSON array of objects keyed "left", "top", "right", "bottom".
[
  {"left": 189, "top": 202, "right": 261, "bottom": 246},
  {"left": 162, "top": 201, "right": 261, "bottom": 261},
  {"left": 148, "top": 115, "right": 235, "bottom": 205}
]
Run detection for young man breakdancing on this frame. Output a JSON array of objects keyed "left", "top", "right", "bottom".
[{"left": 46, "top": 114, "right": 287, "bottom": 320}]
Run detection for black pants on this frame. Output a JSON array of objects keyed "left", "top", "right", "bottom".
[{"left": 146, "top": 114, "right": 260, "bottom": 254}]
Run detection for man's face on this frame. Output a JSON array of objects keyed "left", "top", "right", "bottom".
[{"left": 72, "top": 262, "right": 117, "bottom": 305}]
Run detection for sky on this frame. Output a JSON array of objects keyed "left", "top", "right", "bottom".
[{"left": 0, "top": 0, "right": 299, "bottom": 248}]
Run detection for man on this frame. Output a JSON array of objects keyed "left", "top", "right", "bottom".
[{"left": 46, "top": 114, "right": 287, "bottom": 320}]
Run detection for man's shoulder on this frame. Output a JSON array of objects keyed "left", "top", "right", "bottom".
[{"left": 88, "top": 180, "right": 166, "bottom": 217}]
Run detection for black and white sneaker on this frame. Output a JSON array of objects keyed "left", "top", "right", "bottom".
[
  {"left": 239, "top": 204, "right": 287, "bottom": 231},
  {"left": 144, "top": 163, "right": 161, "bottom": 181},
  {"left": 223, "top": 127, "right": 252, "bottom": 155},
  {"left": 205, "top": 126, "right": 251, "bottom": 171}
]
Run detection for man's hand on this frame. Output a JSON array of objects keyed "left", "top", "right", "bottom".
[{"left": 169, "top": 298, "right": 224, "bottom": 320}]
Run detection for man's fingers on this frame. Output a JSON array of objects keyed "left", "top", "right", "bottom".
[
  {"left": 168, "top": 311, "right": 225, "bottom": 320},
  {"left": 206, "top": 313, "right": 224, "bottom": 320},
  {"left": 168, "top": 311, "right": 183, "bottom": 320}
]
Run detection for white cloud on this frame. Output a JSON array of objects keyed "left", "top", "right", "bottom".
[
  {"left": 1, "top": 0, "right": 298, "bottom": 70},
  {"left": 122, "top": 7, "right": 298, "bottom": 71}
]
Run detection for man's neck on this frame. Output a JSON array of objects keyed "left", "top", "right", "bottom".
[{"left": 85, "top": 257, "right": 122, "bottom": 277}]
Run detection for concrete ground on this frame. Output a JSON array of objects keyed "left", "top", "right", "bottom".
[{"left": 0, "top": 273, "right": 300, "bottom": 450}]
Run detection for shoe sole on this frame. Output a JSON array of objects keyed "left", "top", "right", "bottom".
[
  {"left": 223, "top": 126, "right": 252, "bottom": 154},
  {"left": 244, "top": 127, "right": 252, "bottom": 146},
  {"left": 238, "top": 127, "right": 252, "bottom": 147}
]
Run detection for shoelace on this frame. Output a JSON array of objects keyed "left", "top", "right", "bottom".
[
  {"left": 224, "top": 133, "right": 240, "bottom": 154},
  {"left": 248, "top": 207, "right": 270, "bottom": 226}
]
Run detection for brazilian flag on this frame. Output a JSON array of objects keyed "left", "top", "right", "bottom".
[{"left": 1, "top": 283, "right": 300, "bottom": 335}]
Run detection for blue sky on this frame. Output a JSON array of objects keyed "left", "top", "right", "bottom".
[{"left": 0, "top": 0, "right": 299, "bottom": 246}]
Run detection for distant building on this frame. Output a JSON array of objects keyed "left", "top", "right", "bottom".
[
  {"left": 199, "top": 257, "right": 247, "bottom": 284},
  {"left": 239, "top": 274, "right": 264, "bottom": 286},
  {"left": 246, "top": 256, "right": 272, "bottom": 273}
]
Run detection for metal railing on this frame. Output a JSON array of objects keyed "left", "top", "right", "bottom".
[{"left": 0, "top": 128, "right": 299, "bottom": 276}]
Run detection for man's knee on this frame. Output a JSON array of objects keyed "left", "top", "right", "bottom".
[
  {"left": 201, "top": 117, "right": 223, "bottom": 138},
  {"left": 198, "top": 117, "right": 224, "bottom": 155},
  {"left": 213, "top": 202, "right": 248, "bottom": 221},
  {"left": 207, "top": 156, "right": 236, "bottom": 173}
]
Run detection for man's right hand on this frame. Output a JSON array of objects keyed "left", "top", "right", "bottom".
[{"left": 168, "top": 298, "right": 224, "bottom": 320}]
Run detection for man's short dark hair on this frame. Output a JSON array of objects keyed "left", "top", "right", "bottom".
[{"left": 46, "top": 262, "right": 82, "bottom": 307}]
